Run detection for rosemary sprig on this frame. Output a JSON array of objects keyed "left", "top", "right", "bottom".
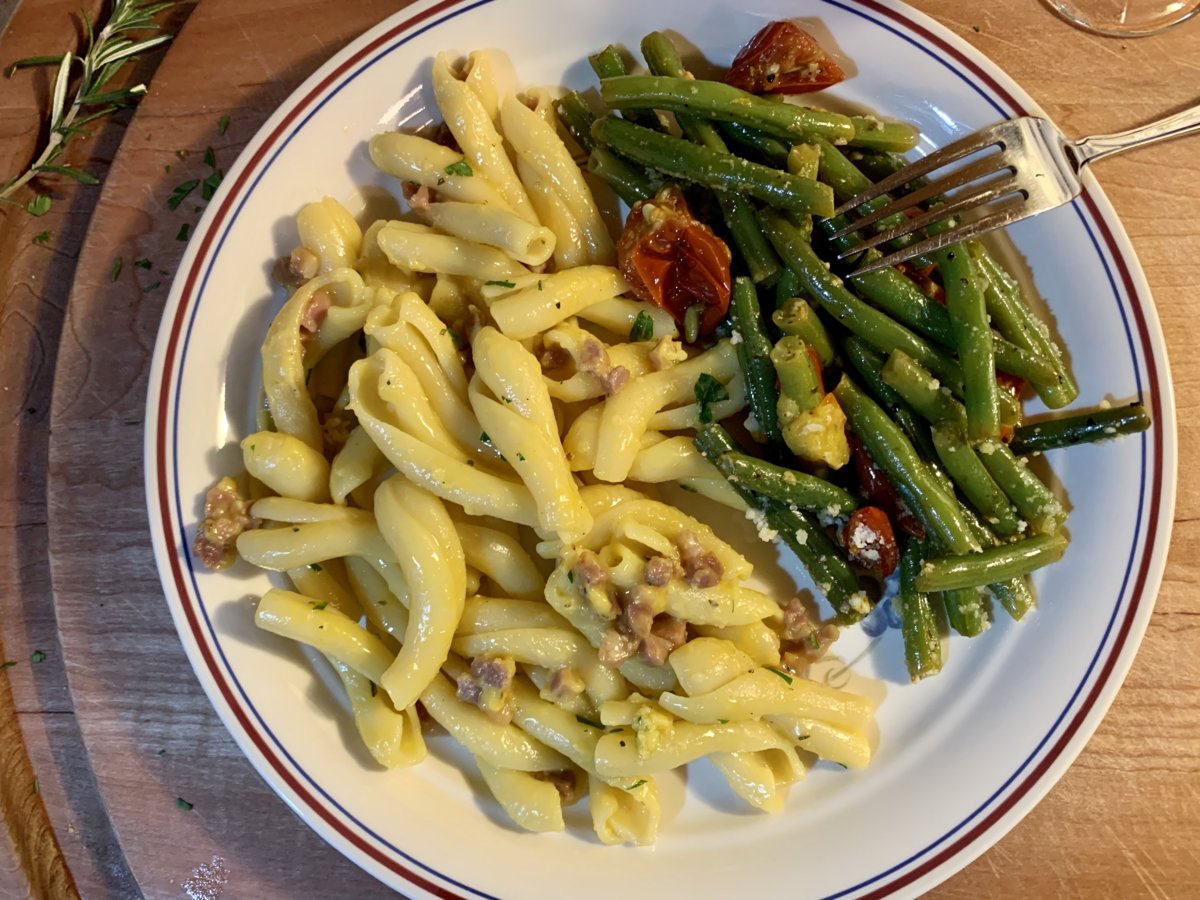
[{"left": 0, "top": 1, "right": 176, "bottom": 210}]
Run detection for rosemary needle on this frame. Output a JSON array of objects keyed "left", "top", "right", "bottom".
[{"left": 0, "top": 1, "right": 177, "bottom": 210}]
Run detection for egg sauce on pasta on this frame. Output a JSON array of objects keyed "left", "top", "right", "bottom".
[{"left": 192, "top": 47, "right": 875, "bottom": 846}]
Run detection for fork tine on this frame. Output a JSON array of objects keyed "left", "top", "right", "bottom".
[
  {"left": 830, "top": 126, "right": 1006, "bottom": 217},
  {"left": 848, "top": 200, "right": 1032, "bottom": 275},
  {"left": 827, "top": 155, "right": 1013, "bottom": 241},
  {"left": 835, "top": 173, "right": 1023, "bottom": 259}
]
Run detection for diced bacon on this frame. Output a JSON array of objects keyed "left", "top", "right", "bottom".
[
  {"left": 643, "top": 555, "right": 676, "bottom": 586},
  {"left": 599, "top": 629, "right": 640, "bottom": 667},
  {"left": 676, "top": 530, "right": 723, "bottom": 588},
  {"left": 299, "top": 290, "right": 331, "bottom": 340},
  {"left": 192, "top": 476, "right": 258, "bottom": 570},
  {"left": 402, "top": 181, "right": 434, "bottom": 213}
]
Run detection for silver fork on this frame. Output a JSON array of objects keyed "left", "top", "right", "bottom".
[{"left": 828, "top": 101, "right": 1200, "bottom": 274}]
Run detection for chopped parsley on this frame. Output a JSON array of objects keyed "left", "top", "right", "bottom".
[
  {"left": 479, "top": 432, "right": 492, "bottom": 446},
  {"left": 484, "top": 279, "right": 516, "bottom": 288},
  {"left": 30, "top": 650, "right": 46, "bottom": 664},
  {"left": 311, "top": 602, "right": 328, "bottom": 611},
  {"left": 717, "top": 718, "right": 729, "bottom": 724},
  {"left": 145, "top": 282, "right": 161, "bottom": 291},
  {"left": 537, "top": 280, "right": 543, "bottom": 291},
  {"left": 134, "top": 258, "right": 152, "bottom": 269},
  {"left": 443, "top": 159, "right": 473, "bottom": 177},
  {"left": 32, "top": 231, "right": 51, "bottom": 245},
  {"left": 0, "top": 660, "right": 16, "bottom": 670},
  {"left": 176, "top": 223, "right": 190, "bottom": 242},
  {"left": 574, "top": 714, "right": 604, "bottom": 729},
  {"left": 307, "top": 563, "right": 323, "bottom": 572},
  {"left": 109, "top": 257, "right": 123, "bottom": 281},
  {"left": 627, "top": 779, "right": 647, "bottom": 790},
  {"left": 175, "top": 797, "right": 194, "bottom": 812},
  {"left": 203, "top": 146, "right": 216, "bottom": 169},
  {"left": 218, "top": 114, "right": 231, "bottom": 135},
  {"left": 566, "top": 570, "right": 575, "bottom": 583},
  {"left": 764, "top": 666, "right": 793, "bottom": 685},
  {"left": 694, "top": 373, "right": 729, "bottom": 425},
  {"left": 516, "top": 452, "right": 526, "bottom": 462},
  {"left": 201, "top": 169, "right": 223, "bottom": 202},
  {"left": 167, "top": 179, "right": 199, "bottom": 210},
  {"left": 629, "top": 310, "right": 655, "bottom": 342},
  {"left": 26, "top": 194, "right": 51, "bottom": 216}
]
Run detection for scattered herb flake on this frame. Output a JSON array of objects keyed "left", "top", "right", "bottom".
[
  {"left": 27, "top": 194, "right": 51, "bottom": 216},
  {"left": 627, "top": 779, "right": 647, "bottom": 790},
  {"left": 32, "top": 231, "right": 51, "bottom": 245},
  {"left": 164, "top": 163, "right": 172, "bottom": 173},
  {"left": 694, "top": 373, "right": 729, "bottom": 425},
  {"left": 308, "top": 563, "right": 323, "bottom": 572},
  {"left": 717, "top": 718, "right": 729, "bottom": 724},
  {"left": 311, "top": 601, "right": 328, "bottom": 611},
  {"left": 0, "top": 660, "right": 16, "bottom": 670},
  {"left": 516, "top": 452, "right": 526, "bottom": 462},
  {"left": 145, "top": 282, "right": 161, "bottom": 291},
  {"left": 167, "top": 179, "right": 199, "bottom": 210},
  {"left": 480, "top": 432, "right": 492, "bottom": 445},
  {"left": 575, "top": 714, "right": 604, "bottom": 729},
  {"left": 764, "top": 666, "right": 793, "bottom": 685},
  {"left": 33, "top": 778, "right": 39, "bottom": 794},
  {"left": 109, "top": 257, "right": 123, "bottom": 281},
  {"left": 156, "top": 748, "right": 166, "bottom": 756},
  {"left": 176, "top": 223, "right": 190, "bottom": 241},
  {"left": 629, "top": 310, "right": 654, "bottom": 341},
  {"left": 448, "top": 330, "right": 465, "bottom": 351},
  {"left": 484, "top": 279, "right": 516, "bottom": 288},
  {"left": 201, "top": 169, "right": 222, "bottom": 201},
  {"left": 203, "top": 146, "right": 216, "bottom": 169},
  {"left": 537, "top": 280, "right": 543, "bottom": 291},
  {"left": 217, "top": 115, "right": 230, "bottom": 135},
  {"left": 443, "top": 159, "right": 473, "bottom": 177},
  {"left": 566, "top": 570, "right": 575, "bottom": 583},
  {"left": 134, "top": 257, "right": 151, "bottom": 269},
  {"left": 30, "top": 650, "right": 46, "bottom": 664},
  {"left": 175, "top": 797, "right": 194, "bottom": 811}
]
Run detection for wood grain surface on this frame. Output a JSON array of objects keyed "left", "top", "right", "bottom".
[{"left": 0, "top": 0, "right": 1197, "bottom": 897}]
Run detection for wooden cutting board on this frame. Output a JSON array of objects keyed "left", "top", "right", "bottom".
[{"left": 35, "top": 0, "right": 1200, "bottom": 896}]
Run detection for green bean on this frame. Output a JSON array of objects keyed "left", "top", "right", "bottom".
[
  {"left": 930, "top": 422, "right": 1024, "bottom": 537},
  {"left": 848, "top": 115, "right": 921, "bottom": 152},
  {"left": 934, "top": 239, "right": 999, "bottom": 442},
  {"left": 716, "top": 122, "right": 790, "bottom": 167},
  {"left": 844, "top": 148, "right": 913, "bottom": 182},
  {"left": 555, "top": 91, "right": 596, "bottom": 153},
  {"left": 773, "top": 267, "right": 801, "bottom": 312},
  {"left": 586, "top": 147, "right": 656, "bottom": 205},
  {"left": 916, "top": 533, "right": 1069, "bottom": 592},
  {"left": 693, "top": 424, "right": 866, "bottom": 620},
  {"left": 787, "top": 143, "right": 821, "bottom": 180},
  {"left": 771, "top": 336, "right": 822, "bottom": 412},
  {"left": 715, "top": 452, "right": 859, "bottom": 515},
  {"left": 639, "top": 32, "right": 781, "bottom": 285},
  {"left": 730, "top": 277, "right": 783, "bottom": 449},
  {"left": 833, "top": 375, "right": 978, "bottom": 555},
  {"left": 588, "top": 46, "right": 660, "bottom": 131},
  {"left": 772, "top": 298, "right": 834, "bottom": 366},
  {"left": 975, "top": 440, "right": 1066, "bottom": 534},
  {"left": 896, "top": 539, "right": 943, "bottom": 681},
  {"left": 842, "top": 338, "right": 939, "bottom": 463},
  {"left": 760, "top": 210, "right": 963, "bottom": 388},
  {"left": 1010, "top": 403, "right": 1151, "bottom": 455},
  {"left": 881, "top": 349, "right": 967, "bottom": 428},
  {"left": 987, "top": 576, "right": 1035, "bottom": 621},
  {"left": 972, "top": 243, "right": 1078, "bottom": 409},
  {"left": 588, "top": 45, "right": 628, "bottom": 79},
  {"left": 599, "top": 75, "right": 856, "bottom": 145},
  {"left": 593, "top": 117, "right": 835, "bottom": 216},
  {"left": 941, "top": 586, "right": 989, "bottom": 637}
]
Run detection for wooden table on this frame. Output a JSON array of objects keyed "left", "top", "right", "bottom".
[{"left": 1, "top": 0, "right": 1197, "bottom": 896}]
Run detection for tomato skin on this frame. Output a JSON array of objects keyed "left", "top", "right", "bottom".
[
  {"left": 617, "top": 185, "right": 732, "bottom": 338},
  {"left": 848, "top": 433, "right": 925, "bottom": 540},
  {"left": 726, "top": 21, "right": 845, "bottom": 95},
  {"left": 842, "top": 505, "right": 900, "bottom": 578}
]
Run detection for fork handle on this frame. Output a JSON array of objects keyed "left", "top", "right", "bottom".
[{"left": 1069, "top": 100, "right": 1200, "bottom": 168}]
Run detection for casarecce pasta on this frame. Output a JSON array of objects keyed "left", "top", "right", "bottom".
[{"left": 192, "top": 41, "right": 875, "bottom": 847}]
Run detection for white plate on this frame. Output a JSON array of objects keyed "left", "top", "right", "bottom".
[{"left": 144, "top": 0, "right": 1177, "bottom": 896}]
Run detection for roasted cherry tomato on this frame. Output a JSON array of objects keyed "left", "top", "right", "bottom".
[
  {"left": 617, "top": 184, "right": 732, "bottom": 339},
  {"left": 842, "top": 505, "right": 900, "bottom": 578},
  {"left": 848, "top": 433, "right": 925, "bottom": 540},
  {"left": 895, "top": 259, "right": 946, "bottom": 305},
  {"left": 725, "top": 21, "right": 845, "bottom": 95}
]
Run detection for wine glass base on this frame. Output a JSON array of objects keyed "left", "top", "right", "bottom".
[{"left": 1044, "top": 0, "right": 1200, "bottom": 35}]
